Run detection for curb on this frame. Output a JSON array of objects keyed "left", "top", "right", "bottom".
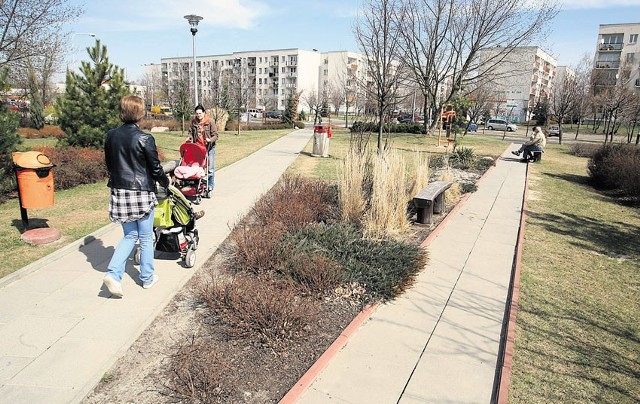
[
  {"left": 281, "top": 157, "right": 501, "bottom": 403},
  {"left": 496, "top": 157, "right": 529, "bottom": 403}
]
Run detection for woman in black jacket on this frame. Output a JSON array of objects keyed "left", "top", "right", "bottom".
[{"left": 102, "top": 95, "right": 169, "bottom": 297}]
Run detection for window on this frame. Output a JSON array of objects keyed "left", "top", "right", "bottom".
[
  {"left": 630, "top": 34, "right": 638, "bottom": 44},
  {"left": 282, "top": 67, "right": 285, "bottom": 73},
  {"left": 281, "top": 56, "right": 285, "bottom": 62},
  {"left": 627, "top": 53, "right": 635, "bottom": 63}
]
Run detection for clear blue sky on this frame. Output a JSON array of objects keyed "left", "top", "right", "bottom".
[{"left": 63, "top": 0, "right": 640, "bottom": 83}]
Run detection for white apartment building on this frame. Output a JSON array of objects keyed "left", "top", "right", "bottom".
[
  {"left": 595, "top": 23, "right": 640, "bottom": 91},
  {"left": 478, "top": 46, "right": 557, "bottom": 123},
  {"left": 161, "top": 48, "right": 367, "bottom": 113}
]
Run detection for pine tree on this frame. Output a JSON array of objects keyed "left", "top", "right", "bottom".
[
  {"left": 28, "top": 66, "right": 45, "bottom": 129},
  {"left": 57, "top": 40, "right": 130, "bottom": 149},
  {"left": 0, "top": 68, "right": 22, "bottom": 195}
]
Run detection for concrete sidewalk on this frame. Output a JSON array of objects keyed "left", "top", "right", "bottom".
[
  {"left": 0, "top": 129, "right": 313, "bottom": 404},
  {"left": 291, "top": 145, "right": 527, "bottom": 403}
]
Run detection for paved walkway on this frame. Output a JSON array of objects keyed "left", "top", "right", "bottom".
[
  {"left": 0, "top": 131, "right": 528, "bottom": 404},
  {"left": 288, "top": 146, "right": 527, "bottom": 403},
  {"left": 0, "top": 129, "right": 314, "bottom": 404}
]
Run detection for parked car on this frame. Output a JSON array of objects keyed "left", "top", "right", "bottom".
[
  {"left": 547, "top": 125, "right": 560, "bottom": 137},
  {"left": 399, "top": 117, "right": 423, "bottom": 124},
  {"left": 265, "top": 111, "right": 282, "bottom": 119},
  {"left": 486, "top": 119, "right": 517, "bottom": 132},
  {"left": 467, "top": 122, "right": 478, "bottom": 132}
]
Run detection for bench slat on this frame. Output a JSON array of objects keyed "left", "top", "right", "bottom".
[{"left": 414, "top": 181, "right": 452, "bottom": 201}]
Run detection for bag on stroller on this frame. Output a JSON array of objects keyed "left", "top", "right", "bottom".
[
  {"left": 134, "top": 184, "right": 200, "bottom": 268},
  {"left": 174, "top": 142, "right": 208, "bottom": 204}
]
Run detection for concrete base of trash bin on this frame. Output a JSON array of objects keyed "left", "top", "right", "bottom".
[{"left": 21, "top": 227, "right": 61, "bottom": 245}]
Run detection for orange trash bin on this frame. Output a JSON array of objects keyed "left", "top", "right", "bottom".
[{"left": 12, "top": 151, "right": 55, "bottom": 209}]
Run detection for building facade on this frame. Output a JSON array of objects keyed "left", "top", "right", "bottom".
[
  {"left": 478, "top": 46, "right": 557, "bottom": 123},
  {"left": 160, "top": 48, "right": 367, "bottom": 114},
  {"left": 594, "top": 23, "right": 640, "bottom": 91}
]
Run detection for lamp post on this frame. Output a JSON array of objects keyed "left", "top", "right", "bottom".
[
  {"left": 69, "top": 32, "right": 96, "bottom": 71},
  {"left": 184, "top": 14, "right": 203, "bottom": 106}
]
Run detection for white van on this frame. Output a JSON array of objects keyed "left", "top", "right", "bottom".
[{"left": 486, "top": 119, "right": 517, "bottom": 132}]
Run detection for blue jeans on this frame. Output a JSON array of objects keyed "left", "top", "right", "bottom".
[
  {"left": 207, "top": 147, "right": 215, "bottom": 191},
  {"left": 106, "top": 208, "right": 155, "bottom": 285}
]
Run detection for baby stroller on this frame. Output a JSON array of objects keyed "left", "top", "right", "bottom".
[
  {"left": 173, "top": 142, "right": 209, "bottom": 204},
  {"left": 134, "top": 184, "right": 200, "bottom": 268}
]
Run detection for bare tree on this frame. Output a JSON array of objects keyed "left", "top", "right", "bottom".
[
  {"left": 398, "top": 0, "right": 558, "bottom": 132},
  {"left": 301, "top": 88, "right": 326, "bottom": 125},
  {"left": 550, "top": 70, "right": 578, "bottom": 145},
  {"left": 0, "top": 0, "right": 81, "bottom": 69},
  {"left": 354, "top": 0, "right": 405, "bottom": 151},
  {"left": 570, "top": 54, "right": 593, "bottom": 139},
  {"left": 327, "top": 82, "right": 344, "bottom": 116}
]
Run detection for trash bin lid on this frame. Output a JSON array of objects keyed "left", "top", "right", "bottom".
[{"left": 12, "top": 151, "right": 54, "bottom": 169}]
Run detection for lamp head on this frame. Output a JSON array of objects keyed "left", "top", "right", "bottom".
[{"left": 184, "top": 14, "right": 203, "bottom": 36}]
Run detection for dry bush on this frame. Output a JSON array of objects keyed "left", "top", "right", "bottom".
[
  {"left": 251, "top": 174, "right": 336, "bottom": 231},
  {"left": 227, "top": 222, "right": 286, "bottom": 274},
  {"left": 284, "top": 250, "right": 344, "bottom": 296},
  {"left": 440, "top": 168, "right": 461, "bottom": 202},
  {"left": 138, "top": 117, "right": 181, "bottom": 131},
  {"left": 570, "top": 142, "right": 601, "bottom": 158},
  {"left": 338, "top": 147, "right": 368, "bottom": 222},
  {"left": 197, "top": 273, "right": 319, "bottom": 345},
  {"left": 18, "top": 125, "right": 65, "bottom": 139},
  {"left": 36, "top": 146, "right": 107, "bottom": 190},
  {"left": 166, "top": 335, "right": 234, "bottom": 403},
  {"left": 408, "top": 150, "right": 430, "bottom": 197},
  {"left": 364, "top": 150, "right": 410, "bottom": 239}
]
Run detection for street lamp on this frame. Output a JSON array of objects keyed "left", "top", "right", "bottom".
[
  {"left": 69, "top": 32, "right": 96, "bottom": 71},
  {"left": 184, "top": 14, "right": 203, "bottom": 106}
]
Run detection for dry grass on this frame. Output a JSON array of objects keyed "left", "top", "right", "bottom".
[
  {"left": 364, "top": 149, "right": 410, "bottom": 239},
  {"left": 338, "top": 147, "right": 368, "bottom": 222},
  {"left": 509, "top": 144, "right": 640, "bottom": 403}
]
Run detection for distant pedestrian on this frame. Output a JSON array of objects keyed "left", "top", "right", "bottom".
[
  {"left": 511, "top": 126, "right": 546, "bottom": 162},
  {"left": 187, "top": 104, "right": 218, "bottom": 198},
  {"left": 102, "top": 95, "right": 170, "bottom": 297}
]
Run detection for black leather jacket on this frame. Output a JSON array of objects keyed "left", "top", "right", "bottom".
[{"left": 105, "top": 124, "right": 169, "bottom": 191}]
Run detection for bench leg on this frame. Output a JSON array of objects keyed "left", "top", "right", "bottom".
[
  {"left": 416, "top": 205, "right": 434, "bottom": 224},
  {"left": 433, "top": 193, "right": 445, "bottom": 214}
]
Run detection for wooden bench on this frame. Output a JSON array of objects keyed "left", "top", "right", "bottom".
[
  {"left": 530, "top": 150, "right": 543, "bottom": 162},
  {"left": 413, "top": 181, "right": 453, "bottom": 224}
]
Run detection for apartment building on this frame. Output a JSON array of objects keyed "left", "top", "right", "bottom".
[
  {"left": 594, "top": 23, "right": 640, "bottom": 91},
  {"left": 478, "top": 46, "right": 557, "bottom": 123},
  {"left": 160, "top": 48, "right": 367, "bottom": 113}
]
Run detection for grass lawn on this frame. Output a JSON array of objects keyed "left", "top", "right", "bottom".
[
  {"left": 509, "top": 144, "right": 640, "bottom": 403},
  {"left": 286, "top": 128, "right": 507, "bottom": 181},
  {"left": 0, "top": 129, "right": 291, "bottom": 279}
]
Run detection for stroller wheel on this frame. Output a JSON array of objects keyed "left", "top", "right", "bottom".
[
  {"left": 134, "top": 246, "right": 141, "bottom": 265},
  {"left": 184, "top": 247, "right": 196, "bottom": 268}
]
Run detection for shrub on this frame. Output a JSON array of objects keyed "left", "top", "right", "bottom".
[
  {"left": 294, "top": 120, "right": 305, "bottom": 129},
  {"left": 138, "top": 117, "right": 181, "bottom": 131},
  {"left": 285, "top": 223, "right": 428, "bottom": 302},
  {"left": 350, "top": 121, "right": 427, "bottom": 134},
  {"left": 196, "top": 273, "right": 319, "bottom": 345},
  {"left": 18, "top": 125, "right": 65, "bottom": 139},
  {"left": 588, "top": 144, "right": 640, "bottom": 198},
  {"left": 449, "top": 146, "right": 476, "bottom": 169},
  {"left": 166, "top": 336, "right": 233, "bottom": 403},
  {"left": 283, "top": 250, "right": 344, "bottom": 295},
  {"left": 570, "top": 142, "right": 601, "bottom": 158},
  {"left": 251, "top": 174, "right": 336, "bottom": 231},
  {"left": 227, "top": 222, "right": 286, "bottom": 274},
  {"left": 35, "top": 146, "right": 108, "bottom": 190}
]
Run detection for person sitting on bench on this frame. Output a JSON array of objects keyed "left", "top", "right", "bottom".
[{"left": 511, "top": 126, "right": 546, "bottom": 161}]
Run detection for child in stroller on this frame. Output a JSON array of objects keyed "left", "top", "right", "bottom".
[
  {"left": 173, "top": 142, "right": 208, "bottom": 204},
  {"left": 134, "top": 184, "right": 203, "bottom": 268}
]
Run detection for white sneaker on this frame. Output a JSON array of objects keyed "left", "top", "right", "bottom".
[
  {"left": 103, "top": 275, "right": 123, "bottom": 297},
  {"left": 143, "top": 274, "right": 159, "bottom": 289}
]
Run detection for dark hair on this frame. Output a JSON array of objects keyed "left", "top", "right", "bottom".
[
  {"left": 194, "top": 104, "right": 206, "bottom": 113},
  {"left": 120, "top": 95, "right": 145, "bottom": 124}
]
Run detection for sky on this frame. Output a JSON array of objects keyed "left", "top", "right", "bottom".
[{"left": 61, "top": 0, "right": 640, "bottom": 83}]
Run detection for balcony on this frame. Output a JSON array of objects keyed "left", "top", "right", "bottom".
[
  {"left": 636, "top": 79, "right": 640, "bottom": 87},
  {"left": 595, "top": 61, "right": 620, "bottom": 69},
  {"left": 599, "top": 43, "right": 623, "bottom": 51}
]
